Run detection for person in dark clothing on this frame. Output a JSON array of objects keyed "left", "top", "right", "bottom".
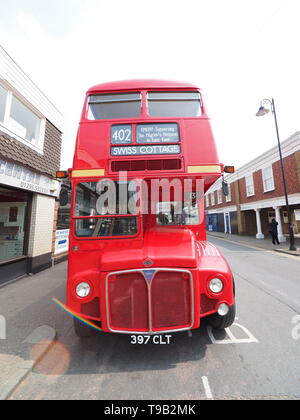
[{"left": 269, "top": 218, "right": 280, "bottom": 245}]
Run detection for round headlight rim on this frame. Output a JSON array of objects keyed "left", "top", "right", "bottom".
[
  {"left": 75, "top": 281, "right": 91, "bottom": 299},
  {"left": 208, "top": 277, "right": 224, "bottom": 294}
]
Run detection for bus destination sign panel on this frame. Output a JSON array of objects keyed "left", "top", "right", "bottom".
[
  {"left": 136, "top": 123, "right": 179, "bottom": 143},
  {"left": 111, "top": 144, "right": 181, "bottom": 156}
]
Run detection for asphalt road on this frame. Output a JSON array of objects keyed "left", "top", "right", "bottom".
[{"left": 1, "top": 237, "right": 300, "bottom": 400}]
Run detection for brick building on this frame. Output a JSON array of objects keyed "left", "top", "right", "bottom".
[
  {"left": 205, "top": 132, "right": 300, "bottom": 241},
  {"left": 0, "top": 45, "right": 63, "bottom": 283}
]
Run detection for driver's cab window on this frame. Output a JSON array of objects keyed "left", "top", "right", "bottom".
[{"left": 156, "top": 201, "right": 199, "bottom": 226}]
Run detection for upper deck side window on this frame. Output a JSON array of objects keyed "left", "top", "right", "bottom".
[
  {"left": 147, "top": 91, "right": 202, "bottom": 118},
  {"left": 88, "top": 92, "right": 142, "bottom": 120}
]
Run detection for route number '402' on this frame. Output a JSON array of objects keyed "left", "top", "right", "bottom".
[{"left": 111, "top": 125, "right": 132, "bottom": 144}]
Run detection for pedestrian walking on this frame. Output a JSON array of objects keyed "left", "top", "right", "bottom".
[{"left": 269, "top": 218, "right": 280, "bottom": 245}]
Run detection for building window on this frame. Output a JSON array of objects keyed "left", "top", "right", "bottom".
[
  {"left": 262, "top": 165, "right": 275, "bottom": 192},
  {"left": 206, "top": 194, "right": 210, "bottom": 207},
  {"left": 0, "top": 186, "right": 29, "bottom": 264},
  {"left": 211, "top": 192, "right": 215, "bottom": 206},
  {"left": 0, "top": 85, "right": 8, "bottom": 123},
  {"left": 9, "top": 96, "right": 41, "bottom": 144},
  {"left": 217, "top": 189, "right": 222, "bottom": 204},
  {"left": 245, "top": 174, "right": 255, "bottom": 197},
  {"left": 226, "top": 184, "right": 232, "bottom": 202},
  {"left": 0, "top": 83, "right": 45, "bottom": 151}
]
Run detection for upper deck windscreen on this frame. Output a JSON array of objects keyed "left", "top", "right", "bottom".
[
  {"left": 87, "top": 90, "right": 202, "bottom": 120},
  {"left": 147, "top": 92, "right": 202, "bottom": 118},
  {"left": 88, "top": 93, "right": 142, "bottom": 120}
]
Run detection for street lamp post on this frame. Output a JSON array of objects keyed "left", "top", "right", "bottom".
[{"left": 256, "top": 98, "right": 296, "bottom": 251}]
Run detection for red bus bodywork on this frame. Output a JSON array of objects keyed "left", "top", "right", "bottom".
[{"left": 66, "top": 80, "right": 235, "bottom": 335}]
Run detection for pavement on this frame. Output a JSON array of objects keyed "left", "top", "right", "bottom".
[
  {"left": 0, "top": 239, "right": 299, "bottom": 400},
  {"left": 0, "top": 263, "right": 66, "bottom": 397},
  {"left": 207, "top": 231, "right": 300, "bottom": 256}
]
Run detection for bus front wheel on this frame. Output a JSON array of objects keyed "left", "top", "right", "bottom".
[
  {"left": 207, "top": 303, "right": 236, "bottom": 330},
  {"left": 73, "top": 318, "right": 94, "bottom": 338}
]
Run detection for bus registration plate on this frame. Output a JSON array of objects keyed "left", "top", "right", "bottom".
[{"left": 130, "top": 335, "right": 172, "bottom": 345}]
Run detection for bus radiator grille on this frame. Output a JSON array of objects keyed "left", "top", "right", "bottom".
[{"left": 107, "top": 270, "right": 192, "bottom": 332}]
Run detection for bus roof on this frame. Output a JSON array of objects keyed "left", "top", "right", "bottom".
[{"left": 87, "top": 79, "right": 200, "bottom": 94}]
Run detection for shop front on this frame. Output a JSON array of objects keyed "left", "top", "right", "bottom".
[
  {"left": 0, "top": 186, "right": 31, "bottom": 282},
  {"left": 0, "top": 159, "right": 59, "bottom": 285}
]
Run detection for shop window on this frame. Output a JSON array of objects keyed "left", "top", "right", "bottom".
[
  {"left": 0, "top": 187, "right": 29, "bottom": 263},
  {"left": 9, "top": 207, "right": 18, "bottom": 223}
]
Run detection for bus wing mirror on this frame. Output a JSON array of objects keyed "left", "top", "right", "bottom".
[
  {"left": 56, "top": 171, "right": 69, "bottom": 179},
  {"left": 59, "top": 189, "right": 69, "bottom": 206}
]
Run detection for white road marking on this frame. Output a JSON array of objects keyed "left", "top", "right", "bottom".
[
  {"left": 207, "top": 322, "right": 259, "bottom": 345},
  {"left": 188, "top": 330, "right": 193, "bottom": 338},
  {"left": 202, "top": 376, "right": 214, "bottom": 400}
]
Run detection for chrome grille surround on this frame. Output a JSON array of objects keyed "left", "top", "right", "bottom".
[{"left": 105, "top": 268, "right": 194, "bottom": 334}]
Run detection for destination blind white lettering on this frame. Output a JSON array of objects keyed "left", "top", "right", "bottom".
[
  {"left": 136, "top": 123, "right": 179, "bottom": 143},
  {"left": 111, "top": 144, "right": 181, "bottom": 156}
]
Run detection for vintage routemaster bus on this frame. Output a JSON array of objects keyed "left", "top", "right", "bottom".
[{"left": 59, "top": 79, "right": 236, "bottom": 338}]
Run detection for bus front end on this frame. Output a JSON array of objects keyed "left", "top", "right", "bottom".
[{"left": 63, "top": 80, "right": 236, "bottom": 338}]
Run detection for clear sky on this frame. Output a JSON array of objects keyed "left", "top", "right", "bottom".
[{"left": 0, "top": 0, "right": 299, "bottom": 169}]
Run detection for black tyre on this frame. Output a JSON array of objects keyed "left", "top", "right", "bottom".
[
  {"left": 73, "top": 318, "right": 94, "bottom": 338},
  {"left": 207, "top": 303, "right": 236, "bottom": 330}
]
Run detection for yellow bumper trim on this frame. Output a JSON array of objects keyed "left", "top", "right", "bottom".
[
  {"left": 72, "top": 169, "right": 105, "bottom": 178},
  {"left": 187, "top": 165, "right": 221, "bottom": 174}
]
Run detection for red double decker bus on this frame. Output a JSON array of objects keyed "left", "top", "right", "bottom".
[{"left": 60, "top": 79, "right": 236, "bottom": 338}]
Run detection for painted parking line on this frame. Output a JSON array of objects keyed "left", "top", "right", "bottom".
[
  {"left": 207, "top": 321, "right": 259, "bottom": 345},
  {"left": 201, "top": 376, "right": 214, "bottom": 400}
]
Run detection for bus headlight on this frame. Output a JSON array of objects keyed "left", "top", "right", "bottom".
[
  {"left": 209, "top": 278, "right": 224, "bottom": 294},
  {"left": 76, "top": 282, "right": 91, "bottom": 298}
]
